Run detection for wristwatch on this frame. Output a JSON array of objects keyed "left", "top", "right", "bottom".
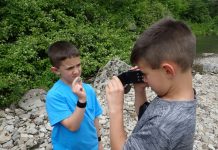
[
  {"left": 98, "top": 136, "right": 101, "bottom": 142},
  {"left": 77, "top": 101, "right": 87, "bottom": 108}
]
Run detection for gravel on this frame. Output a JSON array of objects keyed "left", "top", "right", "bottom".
[{"left": 0, "top": 57, "right": 217, "bottom": 150}]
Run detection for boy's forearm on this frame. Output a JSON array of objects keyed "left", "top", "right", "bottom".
[
  {"left": 109, "top": 111, "right": 127, "bottom": 150},
  {"left": 134, "top": 88, "right": 147, "bottom": 115},
  {"left": 94, "top": 118, "right": 101, "bottom": 137},
  {"left": 94, "top": 118, "right": 104, "bottom": 150},
  {"left": 61, "top": 106, "right": 85, "bottom": 131}
]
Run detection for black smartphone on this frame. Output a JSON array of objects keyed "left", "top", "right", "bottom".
[{"left": 118, "top": 70, "right": 144, "bottom": 85}]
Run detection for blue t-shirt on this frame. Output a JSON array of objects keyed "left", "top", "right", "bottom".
[{"left": 46, "top": 79, "right": 103, "bottom": 150}]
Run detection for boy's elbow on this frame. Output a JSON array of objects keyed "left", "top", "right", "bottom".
[
  {"left": 61, "top": 120, "right": 81, "bottom": 131},
  {"left": 68, "top": 124, "right": 80, "bottom": 131}
]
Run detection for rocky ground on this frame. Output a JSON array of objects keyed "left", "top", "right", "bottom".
[{"left": 0, "top": 55, "right": 217, "bottom": 150}]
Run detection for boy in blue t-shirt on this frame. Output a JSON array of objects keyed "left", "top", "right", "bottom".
[{"left": 46, "top": 41, "right": 103, "bottom": 150}]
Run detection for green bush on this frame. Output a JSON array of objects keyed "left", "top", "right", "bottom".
[{"left": 0, "top": 0, "right": 217, "bottom": 107}]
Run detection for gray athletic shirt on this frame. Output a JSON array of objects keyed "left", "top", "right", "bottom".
[{"left": 123, "top": 97, "right": 197, "bottom": 150}]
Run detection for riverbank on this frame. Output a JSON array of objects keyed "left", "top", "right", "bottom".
[{"left": 194, "top": 53, "right": 218, "bottom": 74}]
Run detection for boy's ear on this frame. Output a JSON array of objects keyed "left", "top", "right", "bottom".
[
  {"left": 51, "top": 66, "right": 60, "bottom": 75},
  {"left": 161, "top": 63, "right": 176, "bottom": 77}
]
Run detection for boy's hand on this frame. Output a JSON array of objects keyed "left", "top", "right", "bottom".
[
  {"left": 130, "top": 66, "right": 148, "bottom": 91},
  {"left": 106, "top": 76, "right": 124, "bottom": 114},
  {"left": 98, "top": 141, "right": 104, "bottom": 150},
  {"left": 130, "top": 66, "right": 148, "bottom": 115},
  {"left": 72, "top": 77, "right": 86, "bottom": 102},
  {"left": 133, "top": 82, "right": 148, "bottom": 92}
]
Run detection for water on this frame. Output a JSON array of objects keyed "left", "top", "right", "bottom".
[{"left": 196, "top": 35, "right": 218, "bottom": 54}]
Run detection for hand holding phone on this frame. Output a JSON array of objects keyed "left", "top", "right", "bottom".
[
  {"left": 117, "top": 70, "right": 144, "bottom": 85},
  {"left": 117, "top": 70, "right": 144, "bottom": 94}
]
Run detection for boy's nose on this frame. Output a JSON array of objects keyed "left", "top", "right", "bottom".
[{"left": 73, "top": 68, "right": 80, "bottom": 75}]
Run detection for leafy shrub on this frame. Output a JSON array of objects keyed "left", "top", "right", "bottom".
[{"left": 0, "top": 0, "right": 217, "bottom": 107}]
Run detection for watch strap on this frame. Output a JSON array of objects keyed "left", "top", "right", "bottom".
[
  {"left": 98, "top": 136, "right": 101, "bottom": 142},
  {"left": 77, "top": 101, "right": 87, "bottom": 108}
]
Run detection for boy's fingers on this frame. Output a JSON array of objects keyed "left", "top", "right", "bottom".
[
  {"left": 72, "top": 77, "right": 85, "bottom": 94},
  {"left": 113, "top": 76, "right": 123, "bottom": 88},
  {"left": 107, "top": 77, "right": 115, "bottom": 88},
  {"left": 72, "top": 77, "right": 82, "bottom": 87},
  {"left": 106, "top": 76, "right": 124, "bottom": 94},
  {"left": 130, "top": 66, "right": 139, "bottom": 70}
]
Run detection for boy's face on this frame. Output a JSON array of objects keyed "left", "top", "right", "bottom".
[
  {"left": 137, "top": 59, "right": 170, "bottom": 97},
  {"left": 55, "top": 56, "right": 82, "bottom": 86}
]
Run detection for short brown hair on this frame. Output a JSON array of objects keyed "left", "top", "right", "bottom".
[
  {"left": 48, "top": 41, "right": 80, "bottom": 68},
  {"left": 130, "top": 18, "right": 196, "bottom": 72}
]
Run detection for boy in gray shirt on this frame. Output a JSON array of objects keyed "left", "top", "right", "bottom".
[{"left": 106, "top": 18, "right": 197, "bottom": 150}]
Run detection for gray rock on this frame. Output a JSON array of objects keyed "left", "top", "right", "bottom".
[
  {"left": 18, "top": 89, "right": 46, "bottom": 111},
  {"left": 194, "top": 54, "right": 218, "bottom": 74},
  {"left": 0, "top": 57, "right": 217, "bottom": 150},
  {"left": 0, "top": 130, "right": 11, "bottom": 144}
]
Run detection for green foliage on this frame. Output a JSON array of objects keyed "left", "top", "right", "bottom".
[
  {"left": 190, "top": 22, "right": 218, "bottom": 35},
  {"left": 182, "top": 0, "right": 211, "bottom": 23},
  {"left": 157, "top": 0, "right": 189, "bottom": 18},
  {"left": 207, "top": 0, "right": 218, "bottom": 18},
  {"left": 132, "top": 1, "right": 171, "bottom": 29},
  {"left": 0, "top": 0, "right": 218, "bottom": 107}
]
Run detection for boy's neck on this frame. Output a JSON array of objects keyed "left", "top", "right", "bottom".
[
  {"left": 60, "top": 78, "right": 72, "bottom": 87},
  {"left": 161, "top": 70, "right": 195, "bottom": 101}
]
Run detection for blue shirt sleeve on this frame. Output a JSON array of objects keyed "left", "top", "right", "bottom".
[{"left": 46, "top": 91, "right": 73, "bottom": 126}]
